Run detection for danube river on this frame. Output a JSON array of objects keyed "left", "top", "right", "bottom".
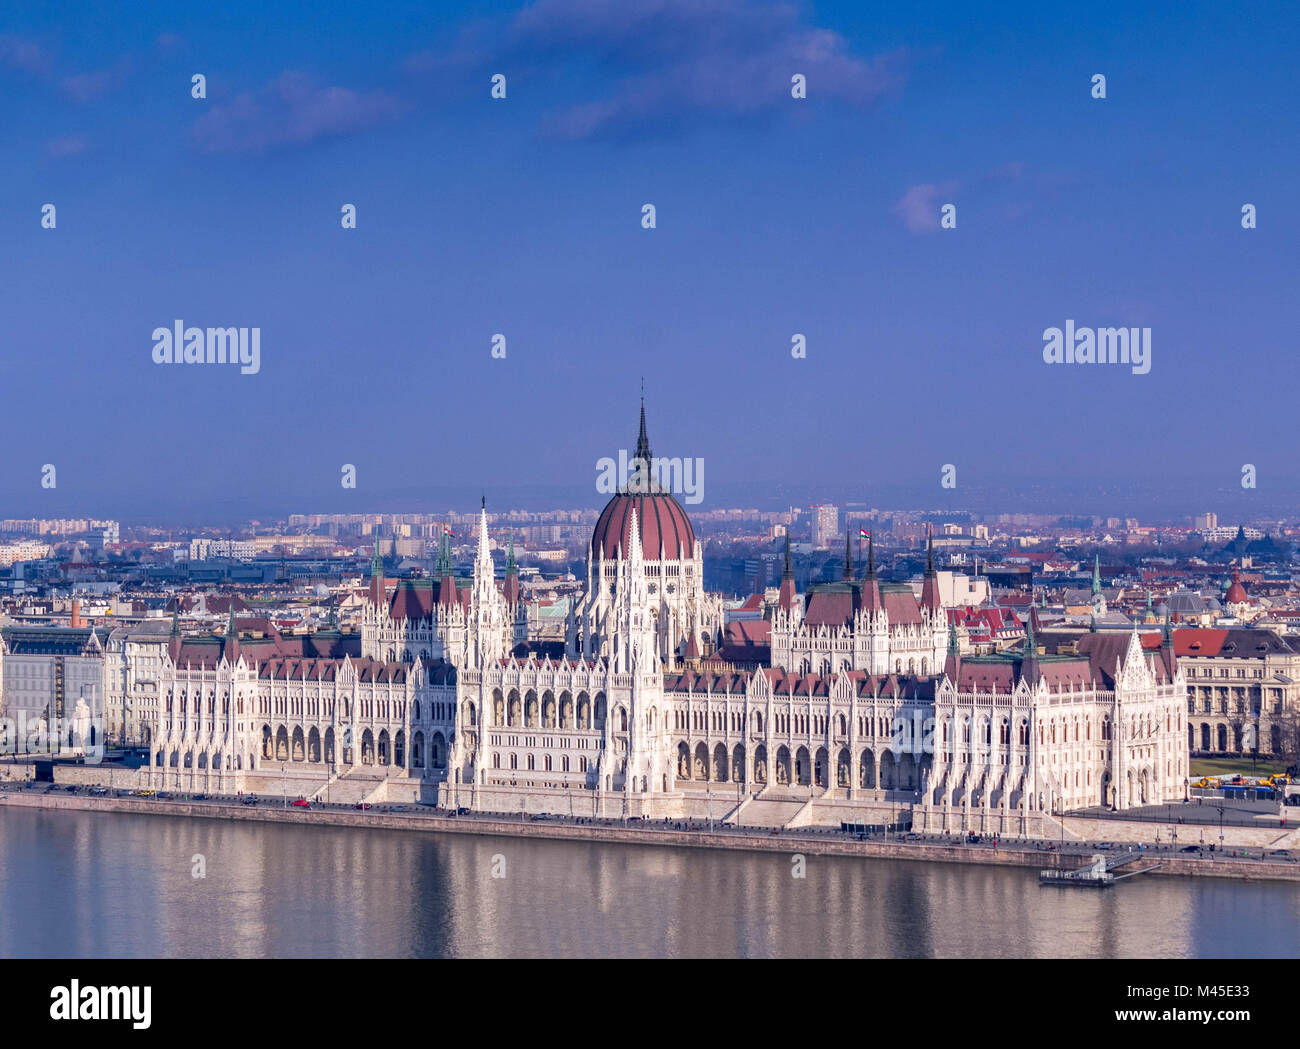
[{"left": 1, "top": 807, "right": 1296, "bottom": 958}]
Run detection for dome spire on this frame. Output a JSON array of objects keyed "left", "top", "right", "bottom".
[{"left": 635, "top": 381, "right": 652, "bottom": 466}]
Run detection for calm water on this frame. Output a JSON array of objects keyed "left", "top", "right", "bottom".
[{"left": 0, "top": 807, "right": 1296, "bottom": 958}]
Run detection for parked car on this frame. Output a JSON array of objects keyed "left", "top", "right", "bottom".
[
  {"left": 242, "top": 796, "right": 258, "bottom": 806},
  {"left": 89, "top": 787, "right": 108, "bottom": 796},
  {"left": 193, "top": 793, "right": 208, "bottom": 801},
  {"left": 905, "top": 832, "right": 921, "bottom": 841},
  {"left": 1180, "top": 845, "right": 1201, "bottom": 853},
  {"left": 392, "top": 805, "right": 408, "bottom": 812},
  {"left": 354, "top": 802, "right": 372, "bottom": 810},
  {"left": 292, "top": 798, "right": 311, "bottom": 808},
  {"left": 1095, "top": 842, "right": 1116, "bottom": 850},
  {"left": 1269, "top": 849, "right": 1291, "bottom": 858},
  {"left": 967, "top": 833, "right": 982, "bottom": 843}
]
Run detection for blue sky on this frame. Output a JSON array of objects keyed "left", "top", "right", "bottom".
[{"left": 1, "top": 1, "right": 1297, "bottom": 522}]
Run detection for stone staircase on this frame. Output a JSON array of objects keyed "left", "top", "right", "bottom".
[
  {"left": 737, "top": 789, "right": 812, "bottom": 828},
  {"left": 242, "top": 766, "right": 329, "bottom": 803},
  {"left": 315, "top": 768, "right": 390, "bottom": 806}
]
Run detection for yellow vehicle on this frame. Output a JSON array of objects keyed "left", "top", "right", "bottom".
[
  {"left": 1269, "top": 773, "right": 1290, "bottom": 788},
  {"left": 1191, "top": 777, "right": 1218, "bottom": 789},
  {"left": 135, "top": 789, "right": 156, "bottom": 797}
]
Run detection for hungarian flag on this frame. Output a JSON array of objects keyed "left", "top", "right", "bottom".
[
  {"left": 859, "top": 528, "right": 871, "bottom": 539},
  {"left": 444, "top": 526, "right": 456, "bottom": 537}
]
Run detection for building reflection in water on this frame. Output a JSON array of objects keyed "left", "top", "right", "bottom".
[{"left": 1, "top": 810, "right": 1297, "bottom": 958}]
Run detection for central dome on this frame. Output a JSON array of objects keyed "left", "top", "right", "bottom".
[
  {"left": 590, "top": 396, "right": 696, "bottom": 562},
  {"left": 592, "top": 489, "right": 696, "bottom": 561}
]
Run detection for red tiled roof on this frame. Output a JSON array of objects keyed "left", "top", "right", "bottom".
[
  {"left": 882, "top": 590, "right": 922, "bottom": 625},
  {"left": 725, "top": 620, "right": 771, "bottom": 646}
]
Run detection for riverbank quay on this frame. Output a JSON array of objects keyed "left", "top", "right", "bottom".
[{"left": 4, "top": 790, "right": 1298, "bottom": 885}]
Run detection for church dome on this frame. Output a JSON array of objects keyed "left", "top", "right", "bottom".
[
  {"left": 590, "top": 396, "right": 697, "bottom": 562},
  {"left": 1225, "top": 566, "right": 1249, "bottom": 604}
]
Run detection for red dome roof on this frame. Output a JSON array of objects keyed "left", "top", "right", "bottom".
[
  {"left": 1225, "top": 567, "right": 1248, "bottom": 604},
  {"left": 592, "top": 490, "right": 696, "bottom": 562}
]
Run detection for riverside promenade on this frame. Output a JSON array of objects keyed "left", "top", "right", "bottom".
[{"left": 4, "top": 788, "right": 1298, "bottom": 885}]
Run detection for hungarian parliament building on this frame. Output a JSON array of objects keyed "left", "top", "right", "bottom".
[{"left": 2, "top": 404, "right": 1191, "bottom": 835}]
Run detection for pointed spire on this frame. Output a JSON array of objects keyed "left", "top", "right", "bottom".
[
  {"left": 1092, "top": 553, "right": 1101, "bottom": 595},
  {"left": 1162, "top": 609, "right": 1174, "bottom": 647},
  {"left": 476, "top": 499, "right": 491, "bottom": 567},
  {"left": 920, "top": 526, "right": 942, "bottom": 613},
  {"left": 943, "top": 615, "right": 961, "bottom": 683},
  {"left": 1021, "top": 612, "right": 1040, "bottom": 686},
  {"left": 635, "top": 385, "right": 652, "bottom": 468},
  {"left": 627, "top": 506, "right": 643, "bottom": 566},
  {"left": 778, "top": 533, "right": 796, "bottom": 613},
  {"left": 438, "top": 527, "right": 459, "bottom": 610},
  {"left": 503, "top": 529, "right": 521, "bottom": 607},
  {"left": 370, "top": 538, "right": 386, "bottom": 607},
  {"left": 843, "top": 527, "right": 853, "bottom": 581},
  {"left": 223, "top": 604, "right": 239, "bottom": 662},
  {"left": 168, "top": 608, "right": 182, "bottom": 662}
]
